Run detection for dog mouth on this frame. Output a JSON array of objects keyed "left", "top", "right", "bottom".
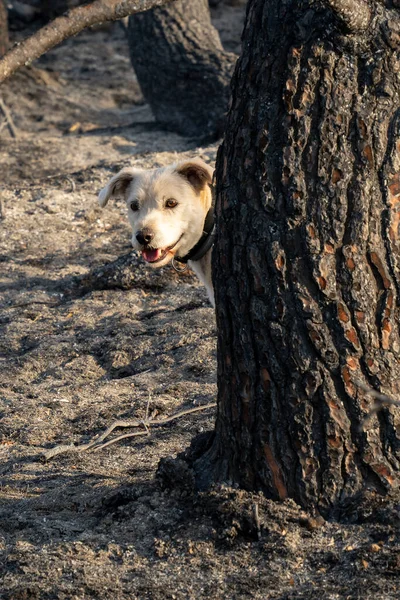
[{"left": 141, "top": 236, "right": 183, "bottom": 264}]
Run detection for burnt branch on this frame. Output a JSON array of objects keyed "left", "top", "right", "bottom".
[
  {"left": 0, "top": 96, "right": 17, "bottom": 137},
  {"left": 354, "top": 380, "right": 400, "bottom": 427},
  {"left": 0, "top": 0, "right": 176, "bottom": 85},
  {"left": 42, "top": 402, "right": 217, "bottom": 460},
  {"left": 323, "top": 0, "right": 372, "bottom": 31}
]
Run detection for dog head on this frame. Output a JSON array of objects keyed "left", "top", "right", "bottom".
[{"left": 98, "top": 159, "right": 214, "bottom": 267}]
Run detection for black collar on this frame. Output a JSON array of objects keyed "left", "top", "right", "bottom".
[{"left": 176, "top": 208, "right": 215, "bottom": 264}]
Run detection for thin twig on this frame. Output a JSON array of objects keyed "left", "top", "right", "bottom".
[
  {"left": 2, "top": 300, "right": 61, "bottom": 310},
  {"left": 354, "top": 379, "right": 400, "bottom": 427},
  {"left": 92, "top": 429, "right": 151, "bottom": 452},
  {"left": 0, "top": 97, "right": 18, "bottom": 138},
  {"left": 253, "top": 502, "right": 261, "bottom": 540},
  {"left": 63, "top": 176, "right": 76, "bottom": 193},
  {"left": 145, "top": 394, "right": 151, "bottom": 421},
  {"left": 10, "top": 173, "right": 78, "bottom": 194},
  {"left": 354, "top": 379, "right": 400, "bottom": 407},
  {"left": 43, "top": 402, "right": 217, "bottom": 461},
  {"left": 11, "top": 157, "right": 133, "bottom": 193}
]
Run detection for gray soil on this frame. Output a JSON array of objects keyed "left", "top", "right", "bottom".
[{"left": 1, "top": 3, "right": 399, "bottom": 599}]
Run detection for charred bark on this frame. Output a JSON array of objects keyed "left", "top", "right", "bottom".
[
  {"left": 0, "top": 0, "right": 8, "bottom": 58},
  {"left": 127, "top": 0, "right": 237, "bottom": 137},
  {"left": 40, "top": 0, "right": 89, "bottom": 20},
  {"left": 196, "top": 0, "right": 400, "bottom": 513}
]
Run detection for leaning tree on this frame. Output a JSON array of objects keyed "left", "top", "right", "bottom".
[
  {"left": 127, "top": 0, "right": 236, "bottom": 137},
  {"left": 0, "top": 0, "right": 178, "bottom": 84},
  {"left": 194, "top": 0, "right": 400, "bottom": 514}
]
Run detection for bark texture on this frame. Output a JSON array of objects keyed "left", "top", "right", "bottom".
[
  {"left": 197, "top": 0, "right": 400, "bottom": 513},
  {"left": 324, "top": 0, "right": 371, "bottom": 31},
  {"left": 0, "top": 0, "right": 8, "bottom": 58},
  {"left": 127, "top": 0, "right": 236, "bottom": 137}
]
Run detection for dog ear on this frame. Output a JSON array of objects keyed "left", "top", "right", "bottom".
[
  {"left": 175, "top": 159, "right": 214, "bottom": 193},
  {"left": 98, "top": 168, "right": 139, "bottom": 207}
]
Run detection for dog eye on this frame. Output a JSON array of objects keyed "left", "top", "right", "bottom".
[
  {"left": 165, "top": 198, "right": 178, "bottom": 209},
  {"left": 130, "top": 201, "right": 139, "bottom": 212}
]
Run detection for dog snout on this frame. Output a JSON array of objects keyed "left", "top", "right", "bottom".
[{"left": 136, "top": 228, "right": 154, "bottom": 246}]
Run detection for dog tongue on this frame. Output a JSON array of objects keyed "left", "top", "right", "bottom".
[{"left": 142, "top": 248, "right": 163, "bottom": 262}]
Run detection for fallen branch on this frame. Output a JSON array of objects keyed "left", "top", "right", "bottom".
[
  {"left": 0, "top": 0, "right": 176, "bottom": 85},
  {"left": 2, "top": 300, "right": 62, "bottom": 310},
  {"left": 252, "top": 502, "right": 261, "bottom": 541},
  {"left": 0, "top": 97, "right": 17, "bottom": 137},
  {"left": 43, "top": 402, "right": 217, "bottom": 460},
  {"left": 354, "top": 379, "right": 400, "bottom": 427}
]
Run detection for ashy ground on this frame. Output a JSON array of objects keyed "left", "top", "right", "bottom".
[{"left": 0, "top": 3, "right": 399, "bottom": 599}]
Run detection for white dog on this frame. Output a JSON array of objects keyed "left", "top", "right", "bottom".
[{"left": 98, "top": 159, "right": 215, "bottom": 306}]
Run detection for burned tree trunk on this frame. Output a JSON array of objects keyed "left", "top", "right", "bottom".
[
  {"left": 0, "top": 0, "right": 8, "bottom": 57},
  {"left": 196, "top": 0, "right": 400, "bottom": 513},
  {"left": 127, "top": 0, "right": 236, "bottom": 137},
  {"left": 39, "top": 0, "right": 87, "bottom": 20}
]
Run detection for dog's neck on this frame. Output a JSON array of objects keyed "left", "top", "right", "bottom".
[
  {"left": 188, "top": 250, "right": 214, "bottom": 307},
  {"left": 176, "top": 207, "right": 215, "bottom": 264},
  {"left": 178, "top": 185, "right": 215, "bottom": 307}
]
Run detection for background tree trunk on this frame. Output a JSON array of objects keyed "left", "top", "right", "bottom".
[
  {"left": 0, "top": 0, "right": 8, "bottom": 57},
  {"left": 127, "top": 0, "right": 236, "bottom": 137},
  {"left": 39, "top": 0, "right": 88, "bottom": 20},
  {"left": 196, "top": 0, "right": 400, "bottom": 514}
]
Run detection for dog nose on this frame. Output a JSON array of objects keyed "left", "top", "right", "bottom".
[{"left": 136, "top": 228, "right": 154, "bottom": 246}]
